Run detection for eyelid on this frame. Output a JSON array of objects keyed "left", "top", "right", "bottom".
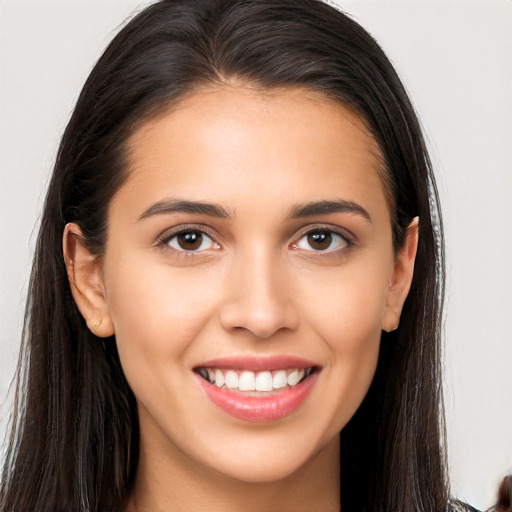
[
  {"left": 155, "top": 223, "right": 221, "bottom": 250},
  {"left": 153, "top": 222, "right": 356, "bottom": 254},
  {"left": 291, "top": 224, "right": 356, "bottom": 248}
]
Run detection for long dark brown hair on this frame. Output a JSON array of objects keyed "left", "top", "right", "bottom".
[{"left": 1, "top": 1, "right": 448, "bottom": 511}]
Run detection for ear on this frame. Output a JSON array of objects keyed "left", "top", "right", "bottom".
[
  {"left": 382, "top": 217, "right": 419, "bottom": 333},
  {"left": 62, "top": 223, "right": 114, "bottom": 337}
]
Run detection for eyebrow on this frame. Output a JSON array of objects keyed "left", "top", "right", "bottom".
[
  {"left": 138, "top": 198, "right": 232, "bottom": 221},
  {"left": 138, "top": 197, "right": 371, "bottom": 223},
  {"left": 289, "top": 200, "right": 372, "bottom": 223}
]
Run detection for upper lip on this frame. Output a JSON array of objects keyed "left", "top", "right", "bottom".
[{"left": 194, "top": 355, "right": 320, "bottom": 372}]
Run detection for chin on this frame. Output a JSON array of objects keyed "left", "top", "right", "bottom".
[{"left": 193, "top": 424, "right": 341, "bottom": 485}]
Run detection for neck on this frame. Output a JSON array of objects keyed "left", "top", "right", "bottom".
[{"left": 124, "top": 435, "right": 340, "bottom": 512}]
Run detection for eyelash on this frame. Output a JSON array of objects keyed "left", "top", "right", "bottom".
[
  {"left": 291, "top": 226, "right": 355, "bottom": 253},
  {"left": 156, "top": 225, "right": 220, "bottom": 256},
  {"left": 155, "top": 224, "right": 355, "bottom": 256}
]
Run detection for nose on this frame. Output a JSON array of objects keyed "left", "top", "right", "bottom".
[{"left": 219, "top": 249, "right": 300, "bottom": 339}]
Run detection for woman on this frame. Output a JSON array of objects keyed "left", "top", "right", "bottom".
[{"left": 0, "top": 1, "right": 483, "bottom": 511}]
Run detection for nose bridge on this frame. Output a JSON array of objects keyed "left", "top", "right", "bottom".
[{"left": 219, "top": 242, "right": 298, "bottom": 339}]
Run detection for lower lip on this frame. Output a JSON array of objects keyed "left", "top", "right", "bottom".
[{"left": 196, "top": 372, "right": 318, "bottom": 423}]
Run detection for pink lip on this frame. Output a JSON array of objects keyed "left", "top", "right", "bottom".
[
  {"left": 195, "top": 355, "right": 317, "bottom": 372},
  {"left": 194, "top": 356, "right": 319, "bottom": 423},
  {"left": 197, "top": 374, "right": 317, "bottom": 422}
]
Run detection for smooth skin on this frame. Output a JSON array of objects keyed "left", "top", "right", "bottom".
[{"left": 63, "top": 85, "right": 418, "bottom": 512}]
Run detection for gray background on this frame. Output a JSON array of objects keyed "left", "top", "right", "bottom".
[{"left": 1, "top": 1, "right": 511, "bottom": 509}]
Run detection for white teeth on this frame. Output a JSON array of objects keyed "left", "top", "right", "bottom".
[
  {"left": 202, "top": 367, "right": 313, "bottom": 391},
  {"left": 272, "top": 370, "right": 288, "bottom": 389},
  {"left": 238, "top": 371, "right": 256, "bottom": 391},
  {"left": 255, "top": 371, "right": 273, "bottom": 392},
  {"left": 214, "top": 369, "right": 225, "bottom": 387},
  {"left": 287, "top": 369, "right": 300, "bottom": 386},
  {"left": 225, "top": 370, "right": 239, "bottom": 389}
]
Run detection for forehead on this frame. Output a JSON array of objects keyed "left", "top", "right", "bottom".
[
  {"left": 119, "top": 85, "right": 389, "bottom": 223},
  {"left": 128, "top": 85, "right": 381, "bottom": 162}
]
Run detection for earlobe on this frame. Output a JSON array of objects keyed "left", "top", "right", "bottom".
[
  {"left": 62, "top": 223, "right": 115, "bottom": 338},
  {"left": 382, "top": 217, "right": 419, "bottom": 333}
]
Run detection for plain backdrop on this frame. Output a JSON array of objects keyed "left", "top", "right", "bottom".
[{"left": 1, "top": 1, "right": 511, "bottom": 509}]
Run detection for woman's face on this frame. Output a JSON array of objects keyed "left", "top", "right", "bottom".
[{"left": 89, "top": 86, "right": 415, "bottom": 483}]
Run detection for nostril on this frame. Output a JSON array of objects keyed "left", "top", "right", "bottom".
[
  {"left": 219, "top": 298, "right": 299, "bottom": 340},
  {"left": 218, "top": 259, "right": 300, "bottom": 338}
]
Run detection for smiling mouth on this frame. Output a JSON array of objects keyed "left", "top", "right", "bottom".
[
  {"left": 194, "top": 361, "right": 320, "bottom": 422},
  {"left": 195, "top": 367, "right": 316, "bottom": 394}
]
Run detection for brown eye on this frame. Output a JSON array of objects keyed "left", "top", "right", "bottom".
[
  {"left": 295, "top": 229, "right": 349, "bottom": 252},
  {"left": 177, "top": 231, "right": 203, "bottom": 250},
  {"left": 307, "top": 231, "right": 332, "bottom": 251},
  {"left": 166, "top": 230, "right": 217, "bottom": 252}
]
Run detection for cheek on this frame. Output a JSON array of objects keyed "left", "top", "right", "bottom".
[
  {"left": 297, "top": 262, "right": 390, "bottom": 353},
  {"left": 295, "top": 262, "right": 389, "bottom": 427},
  {"left": 315, "top": 282, "right": 383, "bottom": 388},
  {"left": 103, "top": 254, "right": 222, "bottom": 369}
]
